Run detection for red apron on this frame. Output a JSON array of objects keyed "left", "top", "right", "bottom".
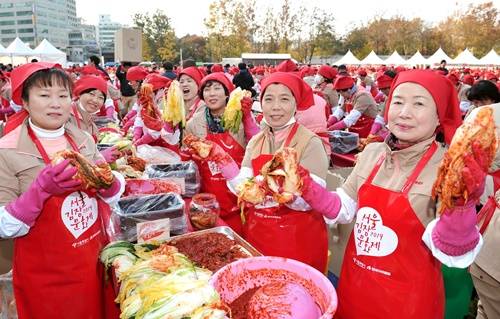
[
  {"left": 336, "top": 142, "right": 444, "bottom": 318},
  {"left": 243, "top": 123, "right": 329, "bottom": 272},
  {"left": 13, "top": 127, "right": 118, "bottom": 319},
  {"left": 71, "top": 104, "right": 98, "bottom": 142},
  {"left": 197, "top": 130, "right": 245, "bottom": 234},
  {"left": 477, "top": 170, "right": 500, "bottom": 235},
  {"left": 344, "top": 101, "right": 374, "bottom": 138}
]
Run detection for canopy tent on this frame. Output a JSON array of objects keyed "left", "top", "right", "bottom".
[
  {"left": 0, "top": 37, "right": 34, "bottom": 65},
  {"left": 5, "top": 37, "right": 33, "bottom": 56},
  {"left": 32, "top": 39, "right": 67, "bottom": 65},
  {"left": 451, "top": 48, "right": 480, "bottom": 65},
  {"left": 479, "top": 49, "right": 500, "bottom": 66},
  {"left": 384, "top": 50, "right": 406, "bottom": 65},
  {"left": 360, "top": 50, "right": 385, "bottom": 65},
  {"left": 335, "top": 50, "right": 361, "bottom": 65},
  {"left": 406, "top": 51, "right": 428, "bottom": 66},
  {"left": 426, "top": 47, "right": 452, "bottom": 65}
]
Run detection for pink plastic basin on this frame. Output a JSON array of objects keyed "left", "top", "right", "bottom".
[{"left": 209, "top": 256, "right": 337, "bottom": 319}]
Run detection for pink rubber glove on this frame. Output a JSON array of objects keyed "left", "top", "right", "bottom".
[
  {"left": 132, "top": 126, "right": 143, "bottom": 142},
  {"left": 300, "top": 166, "right": 341, "bottom": 219},
  {"left": 327, "top": 115, "right": 338, "bottom": 127},
  {"left": 97, "top": 174, "right": 121, "bottom": 198},
  {"left": 431, "top": 202, "right": 480, "bottom": 256},
  {"left": 100, "top": 146, "right": 121, "bottom": 163},
  {"left": 431, "top": 144, "right": 487, "bottom": 256},
  {"left": 134, "top": 133, "right": 156, "bottom": 146},
  {"left": 241, "top": 96, "right": 260, "bottom": 140},
  {"left": 5, "top": 160, "right": 82, "bottom": 226},
  {"left": 369, "top": 122, "right": 383, "bottom": 135},
  {"left": 105, "top": 105, "right": 115, "bottom": 119},
  {"left": 210, "top": 142, "right": 239, "bottom": 180},
  {"left": 328, "top": 119, "right": 347, "bottom": 131},
  {"left": 163, "top": 121, "right": 175, "bottom": 133},
  {"left": 122, "top": 117, "right": 136, "bottom": 135},
  {"left": 122, "top": 109, "right": 137, "bottom": 124}
]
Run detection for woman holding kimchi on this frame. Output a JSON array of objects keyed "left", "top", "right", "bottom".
[
  {"left": 184, "top": 72, "right": 259, "bottom": 234},
  {"left": 184, "top": 72, "right": 331, "bottom": 272},
  {"left": 276, "top": 70, "right": 482, "bottom": 318},
  {"left": 0, "top": 62, "right": 124, "bottom": 319},
  {"left": 70, "top": 75, "right": 122, "bottom": 163}
]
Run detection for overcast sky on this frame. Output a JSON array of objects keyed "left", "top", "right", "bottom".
[{"left": 76, "top": 0, "right": 499, "bottom": 37}]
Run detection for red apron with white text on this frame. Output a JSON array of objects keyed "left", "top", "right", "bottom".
[
  {"left": 12, "top": 127, "right": 118, "bottom": 319},
  {"left": 243, "top": 123, "right": 328, "bottom": 272},
  {"left": 344, "top": 102, "right": 374, "bottom": 138},
  {"left": 336, "top": 142, "right": 444, "bottom": 318},
  {"left": 198, "top": 130, "right": 245, "bottom": 234}
]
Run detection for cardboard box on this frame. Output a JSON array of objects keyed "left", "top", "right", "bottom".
[
  {"left": 114, "top": 28, "right": 142, "bottom": 63},
  {"left": 326, "top": 167, "right": 356, "bottom": 277}
]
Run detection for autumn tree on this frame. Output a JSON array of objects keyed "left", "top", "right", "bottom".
[
  {"left": 133, "top": 10, "right": 177, "bottom": 62},
  {"left": 177, "top": 34, "right": 208, "bottom": 62},
  {"left": 204, "top": 0, "right": 256, "bottom": 61}
]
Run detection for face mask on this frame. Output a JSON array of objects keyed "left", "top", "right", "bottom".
[{"left": 314, "top": 74, "right": 323, "bottom": 85}]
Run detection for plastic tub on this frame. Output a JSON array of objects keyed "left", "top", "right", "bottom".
[
  {"left": 114, "top": 193, "right": 187, "bottom": 242},
  {"left": 209, "top": 256, "right": 337, "bottom": 318}
]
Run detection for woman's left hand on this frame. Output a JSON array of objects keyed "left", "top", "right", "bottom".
[{"left": 100, "top": 146, "right": 121, "bottom": 163}]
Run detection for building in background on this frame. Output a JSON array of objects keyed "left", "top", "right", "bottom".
[
  {"left": 67, "top": 18, "right": 99, "bottom": 63},
  {"left": 0, "top": 0, "right": 77, "bottom": 49},
  {"left": 97, "top": 14, "right": 121, "bottom": 62}
]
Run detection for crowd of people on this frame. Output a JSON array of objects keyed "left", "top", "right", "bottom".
[{"left": 0, "top": 54, "right": 498, "bottom": 319}]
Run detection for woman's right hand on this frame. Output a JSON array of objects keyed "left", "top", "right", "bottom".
[{"left": 36, "top": 159, "right": 82, "bottom": 196}]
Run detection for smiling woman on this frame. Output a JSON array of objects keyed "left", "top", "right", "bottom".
[
  {"left": 69, "top": 75, "right": 108, "bottom": 140},
  {"left": 0, "top": 62, "right": 124, "bottom": 319}
]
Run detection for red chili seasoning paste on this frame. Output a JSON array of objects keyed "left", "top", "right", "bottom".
[{"left": 169, "top": 233, "right": 248, "bottom": 271}]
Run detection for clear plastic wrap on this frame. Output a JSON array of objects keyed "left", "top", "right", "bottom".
[
  {"left": 97, "top": 143, "right": 114, "bottom": 152},
  {"left": 113, "top": 193, "right": 187, "bottom": 242},
  {"left": 136, "top": 145, "right": 181, "bottom": 164},
  {"left": 123, "top": 179, "right": 182, "bottom": 198},
  {"left": 0, "top": 271, "right": 16, "bottom": 319},
  {"left": 94, "top": 116, "right": 117, "bottom": 129},
  {"left": 329, "top": 131, "right": 359, "bottom": 154},
  {"left": 144, "top": 161, "right": 201, "bottom": 197}
]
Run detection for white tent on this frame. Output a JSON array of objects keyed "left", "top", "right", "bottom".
[
  {"left": 6, "top": 37, "right": 33, "bottom": 56},
  {"left": 33, "top": 39, "right": 67, "bottom": 65},
  {"left": 1, "top": 37, "right": 34, "bottom": 65},
  {"left": 360, "top": 50, "right": 385, "bottom": 65},
  {"left": 0, "top": 44, "right": 6, "bottom": 55},
  {"left": 406, "top": 51, "right": 428, "bottom": 66},
  {"left": 452, "top": 48, "right": 480, "bottom": 65},
  {"left": 384, "top": 50, "right": 406, "bottom": 65},
  {"left": 335, "top": 50, "right": 361, "bottom": 65},
  {"left": 479, "top": 49, "right": 500, "bottom": 66},
  {"left": 426, "top": 47, "right": 452, "bottom": 65}
]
